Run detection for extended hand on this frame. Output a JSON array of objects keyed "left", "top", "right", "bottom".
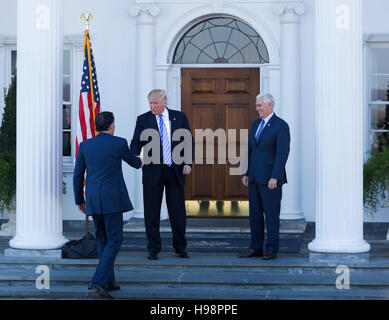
[
  {"left": 183, "top": 165, "right": 192, "bottom": 175},
  {"left": 78, "top": 203, "right": 86, "bottom": 214},
  {"left": 242, "top": 176, "right": 248, "bottom": 187},
  {"left": 268, "top": 178, "right": 278, "bottom": 190}
]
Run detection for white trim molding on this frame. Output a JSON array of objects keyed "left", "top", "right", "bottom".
[
  {"left": 0, "top": 35, "right": 17, "bottom": 45},
  {"left": 363, "top": 33, "right": 389, "bottom": 44},
  {"left": 157, "top": 6, "right": 280, "bottom": 65},
  {"left": 273, "top": 1, "right": 306, "bottom": 16}
]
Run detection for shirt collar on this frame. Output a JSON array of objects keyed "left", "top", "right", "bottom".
[
  {"left": 157, "top": 107, "right": 169, "bottom": 119},
  {"left": 262, "top": 112, "right": 274, "bottom": 125}
]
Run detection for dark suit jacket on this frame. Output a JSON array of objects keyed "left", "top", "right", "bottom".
[
  {"left": 130, "top": 108, "right": 193, "bottom": 187},
  {"left": 73, "top": 132, "right": 142, "bottom": 216},
  {"left": 244, "top": 114, "right": 290, "bottom": 185}
]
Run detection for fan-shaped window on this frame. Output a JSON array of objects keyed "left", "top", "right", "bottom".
[{"left": 173, "top": 17, "right": 269, "bottom": 64}]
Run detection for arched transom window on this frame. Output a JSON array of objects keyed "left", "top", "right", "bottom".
[{"left": 173, "top": 17, "right": 269, "bottom": 64}]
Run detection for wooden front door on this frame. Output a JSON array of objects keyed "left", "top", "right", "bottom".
[{"left": 182, "top": 68, "right": 259, "bottom": 202}]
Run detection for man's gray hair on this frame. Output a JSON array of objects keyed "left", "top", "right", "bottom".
[
  {"left": 256, "top": 93, "right": 275, "bottom": 107},
  {"left": 148, "top": 89, "right": 167, "bottom": 102}
]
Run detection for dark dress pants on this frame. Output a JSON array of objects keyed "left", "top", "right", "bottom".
[
  {"left": 91, "top": 213, "right": 123, "bottom": 287},
  {"left": 248, "top": 181, "right": 282, "bottom": 253},
  {"left": 143, "top": 165, "right": 187, "bottom": 254}
]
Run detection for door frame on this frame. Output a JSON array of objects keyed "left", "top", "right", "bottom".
[{"left": 180, "top": 66, "right": 260, "bottom": 217}]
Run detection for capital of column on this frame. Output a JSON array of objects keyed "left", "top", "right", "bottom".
[
  {"left": 273, "top": 1, "right": 306, "bottom": 23},
  {"left": 129, "top": 3, "right": 160, "bottom": 18}
]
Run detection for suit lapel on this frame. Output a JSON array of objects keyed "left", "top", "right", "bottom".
[
  {"left": 148, "top": 111, "right": 160, "bottom": 132},
  {"left": 256, "top": 114, "right": 277, "bottom": 145},
  {"left": 252, "top": 119, "right": 261, "bottom": 144},
  {"left": 168, "top": 107, "right": 176, "bottom": 143}
]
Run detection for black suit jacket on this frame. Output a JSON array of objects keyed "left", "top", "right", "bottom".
[
  {"left": 130, "top": 108, "right": 193, "bottom": 187},
  {"left": 244, "top": 114, "right": 290, "bottom": 185}
]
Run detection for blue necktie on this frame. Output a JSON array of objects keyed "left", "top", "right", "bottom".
[
  {"left": 255, "top": 119, "right": 265, "bottom": 143},
  {"left": 159, "top": 114, "right": 173, "bottom": 166}
]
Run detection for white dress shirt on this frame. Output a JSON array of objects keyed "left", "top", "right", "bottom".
[
  {"left": 262, "top": 112, "right": 274, "bottom": 127},
  {"left": 255, "top": 112, "right": 274, "bottom": 137},
  {"left": 155, "top": 107, "right": 171, "bottom": 141},
  {"left": 156, "top": 107, "right": 171, "bottom": 164}
]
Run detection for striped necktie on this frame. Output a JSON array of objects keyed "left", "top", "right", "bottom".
[
  {"left": 159, "top": 114, "right": 173, "bottom": 166},
  {"left": 255, "top": 119, "right": 265, "bottom": 143}
]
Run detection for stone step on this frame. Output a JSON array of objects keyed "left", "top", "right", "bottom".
[
  {"left": 123, "top": 218, "right": 307, "bottom": 234},
  {"left": 1, "top": 262, "right": 389, "bottom": 278},
  {"left": 0, "top": 283, "right": 389, "bottom": 300},
  {"left": 2, "top": 252, "right": 389, "bottom": 269},
  {"left": 1, "top": 267, "right": 389, "bottom": 286}
]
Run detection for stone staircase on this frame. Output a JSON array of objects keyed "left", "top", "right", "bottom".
[
  {"left": 1, "top": 250, "right": 389, "bottom": 300},
  {"left": 1, "top": 221, "right": 389, "bottom": 300}
]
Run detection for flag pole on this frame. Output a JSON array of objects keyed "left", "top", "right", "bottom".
[{"left": 80, "top": 13, "right": 94, "bottom": 235}]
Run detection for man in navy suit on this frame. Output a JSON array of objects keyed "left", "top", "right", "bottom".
[
  {"left": 239, "top": 93, "right": 290, "bottom": 260},
  {"left": 130, "top": 89, "right": 193, "bottom": 260},
  {"left": 73, "top": 111, "right": 142, "bottom": 299}
]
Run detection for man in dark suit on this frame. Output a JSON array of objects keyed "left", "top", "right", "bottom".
[
  {"left": 130, "top": 89, "right": 193, "bottom": 260},
  {"left": 239, "top": 93, "right": 290, "bottom": 260},
  {"left": 73, "top": 111, "right": 142, "bottom": 299}
]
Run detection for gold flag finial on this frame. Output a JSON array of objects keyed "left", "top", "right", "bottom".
[{"left": 80, "top": 13, "right": 94, "bottom": 30}]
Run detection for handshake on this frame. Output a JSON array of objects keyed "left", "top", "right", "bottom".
[{"left": 135, "top": 154, "right": 192, "bottom": 175}]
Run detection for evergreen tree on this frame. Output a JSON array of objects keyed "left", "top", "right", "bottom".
[
  {"left": 0, "top": 77, "right": 16, "bottom": 212},
  {"left": 0, "top": 76, "right": 16, "bottom": 153}
]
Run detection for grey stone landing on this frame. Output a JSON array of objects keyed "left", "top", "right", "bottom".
[{"left": 123, "top": 218, "right": 307, "bottom": 234}]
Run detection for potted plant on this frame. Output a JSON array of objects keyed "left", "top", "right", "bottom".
[{"left": 0, "top": 76, "right": 16, "bottom": 236}]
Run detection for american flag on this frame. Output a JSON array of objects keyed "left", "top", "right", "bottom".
[{"left": 76, "top": 30, "right": 101, "bottom": 158}]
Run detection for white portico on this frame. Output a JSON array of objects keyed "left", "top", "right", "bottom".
[{"left": 3, "top": 0, "right": 373, "bottom": 255}]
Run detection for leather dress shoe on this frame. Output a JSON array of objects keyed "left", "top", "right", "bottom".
[
  {"left": 90, "top": 283, "right": 113, "bottom": 300},
  {"left": 176, "top": 251, "right": 189, "bottom": 258},
  {"left": 263, "top": 251, "right": 277, "bottom": 260},
  {"left": 148, "top": 252, "right": 158, "bottom": 260},
  {"left": 106, "top": 283, "right": 120, "bottom": 291},
  {"left": 238, "top": 248, "right": 263, "bottom": 258}
]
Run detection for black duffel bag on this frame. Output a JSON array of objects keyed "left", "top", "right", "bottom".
[{"left": 61, "top": 232, "right": 98, "bottom": 259}]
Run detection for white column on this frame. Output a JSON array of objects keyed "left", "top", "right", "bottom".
[
  {"left": 9, "top": 0, "right": 68, "bottom": 249},
  {"left": 308, "top": 0, "right": 370, "bottom": 253},
  {"left": 274, "top": 2, "right": 305, "bottom": 220},
  {"left": 129, "top": 2, "right": 162, "bottom": 219}
]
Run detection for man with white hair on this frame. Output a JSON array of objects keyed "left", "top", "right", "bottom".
[
  {"left": 239, "top": 93, "right": 290, "bottom": 260},
  {"left": 130, "top": 89, "right": 193, "bottom": 260}
]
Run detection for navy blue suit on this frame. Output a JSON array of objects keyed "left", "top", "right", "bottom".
[
  {"left": 244, "top": 114, "right": 290, "bottom": 253},
  {"left": 130, "top": 108, "right": 193, "bottom": 254},
  {"left": 73, "top": 132, "right": 142, "bottom": 288}
]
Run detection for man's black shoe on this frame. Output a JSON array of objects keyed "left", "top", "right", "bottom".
[
  {"left": 238, "top": 248, "right": 263, "bottom": 258},
  {"left": 90, "top": 283, "right": 114, "bottom": 300},
  {"left": 263, "top": 251, "right": 277, "bottom": 260},
  {"left": 106, "top": 283, "right": 120, "bottom": 291},
  {"left": 176, "top": 251, "right": 189, "bottom": 258},
  {"left": 148, "top": 252, "right": 158, "bottom": 260}
]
